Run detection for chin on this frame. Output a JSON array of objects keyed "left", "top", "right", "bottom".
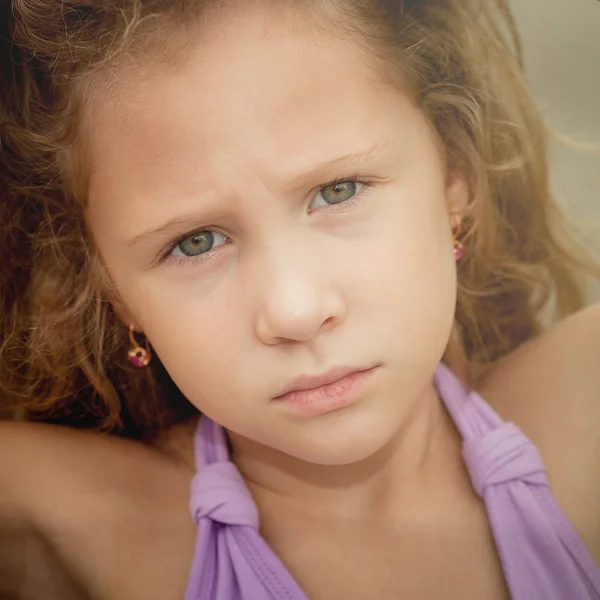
[
  {"left": 297, "top": 443, "right": 385, "bottom": 467},
  {"left": 274, "top": 409, "right": 399, "bottom": 466}
]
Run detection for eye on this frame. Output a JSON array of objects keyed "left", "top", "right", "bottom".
[
  {"left": 170, "top": 230, "right": 228, "bottom": 258},
  {"left": 310, "top": 180, "right": 365, "bottom": 210}
]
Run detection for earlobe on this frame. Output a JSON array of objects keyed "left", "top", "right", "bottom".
[
  {"left": 445, "top": 172, "right": 469, "bottom": 262},
  {"left": 111, "top": 299, "right": 138, "bottom": 330},
  {"left": 110, "top": 301, "right": 150, "bottom": 366},
  {"left": 445, "top": 171, "right": 470, "bottom": 216}
]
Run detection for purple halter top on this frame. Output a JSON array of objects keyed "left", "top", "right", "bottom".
[{"left": 184, "top": 362, "right": 600, "bottom": 599}]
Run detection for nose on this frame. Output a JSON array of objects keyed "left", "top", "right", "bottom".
[{"left": 252, "top": 239, "right": 347, "bottom": 345}]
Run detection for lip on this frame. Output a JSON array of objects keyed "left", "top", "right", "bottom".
[
  {"left": 274, "top": 366, "right": 374, "bottom": 399},
  {"left": 272, "top": 366, "right": 378, "bottom": 417}
]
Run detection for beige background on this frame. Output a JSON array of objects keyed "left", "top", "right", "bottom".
[{"left": 511, "top": 0, "right": 600, "bottom": 300}]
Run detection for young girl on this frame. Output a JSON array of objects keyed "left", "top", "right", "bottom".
[{"left": 1, "top": 0, "right": 599, "bottom": 598}]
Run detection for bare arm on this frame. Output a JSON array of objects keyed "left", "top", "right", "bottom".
[
  {"left": 0, "top": 514, "right": 27, "bottom": 598},
  {"left": 0, "top": 422, "right": 88, "bottom": 600},
  {"left": 0, "top": 419, "right": 195, "bottom": 600}
]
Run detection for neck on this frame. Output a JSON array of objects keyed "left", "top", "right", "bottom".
[{"left": 229, "top": 379, "right": 464, "bottom": 522}]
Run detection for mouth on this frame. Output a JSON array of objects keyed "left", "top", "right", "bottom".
[
  {"left": 274, "top": 365, "right": 375, "bottom": 399},
  {"left": 272, "top": 366, "right": 378, "bottom": 417}
]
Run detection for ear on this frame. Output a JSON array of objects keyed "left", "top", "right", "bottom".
[{"left": 444, "top": 170, "right": 469, "bottom": 222}]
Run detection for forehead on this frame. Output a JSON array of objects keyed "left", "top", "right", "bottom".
[{"left": 84, "top": 5, "right": 411, "bottom": 206}]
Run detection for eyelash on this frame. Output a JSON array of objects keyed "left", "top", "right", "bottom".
[
  {"left": 310, "top": 173, "right": 375, "bottom": 213},
  {"left": 161, "top": 173, "right": 377, "bottom": 267}
]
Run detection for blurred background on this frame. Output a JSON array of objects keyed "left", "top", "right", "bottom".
[{"left": 510, "top": 0, "right": 600, "bottom": 300}]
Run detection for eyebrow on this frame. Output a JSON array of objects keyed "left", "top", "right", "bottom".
[
  {"left": 128, "top": 138, "right": 387, "bottom": 247},
  {"left": 285, "top": 137, "right": 387, "bottom": 191},
  {"left": 128, "top": 214, "right": 210, "bottom": 247}
]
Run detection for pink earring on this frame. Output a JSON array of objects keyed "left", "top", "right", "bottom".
[
  {"left": 452, "top": 218, "right": 464, "bottom": 262},
  {"left": 127, "top": 324, "right": 151, "bottom": 368}
]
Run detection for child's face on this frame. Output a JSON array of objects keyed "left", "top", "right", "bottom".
[{"left": 86, "top": 6, "right": 467, "bottom": 465}]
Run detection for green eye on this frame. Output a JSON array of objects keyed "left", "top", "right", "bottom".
[
  {"left": 311, "top": 181, "right": 363, "bottom": 209},
  {"left": 171, "top": 231, "right": 227, "bottom": 258}
]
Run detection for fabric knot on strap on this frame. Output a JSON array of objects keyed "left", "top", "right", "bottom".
[
  {"left": 463, "top": 422, "right": 548, "bottom": 496},
  {"left": 190, "top": 461, "right": 259, "bottom": 528}
]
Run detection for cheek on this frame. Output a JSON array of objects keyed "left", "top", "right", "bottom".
[
  {"left": 347, "top": 187, "right": 457, "bottom": 354},
  {"left": 136, "top": 281, "right": 276, "bottom": 429},
  {"left": 141, "top": 290, "right": 248, "bottom": 398}
]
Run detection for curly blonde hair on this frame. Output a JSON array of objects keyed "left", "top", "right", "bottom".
[{"left": 1, "top": 0, "right": 598, "bottom": 439}]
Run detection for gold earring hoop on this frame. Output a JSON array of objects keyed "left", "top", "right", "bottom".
[{"left": 127, "top": 324, "right": 151, "bottom": 368}]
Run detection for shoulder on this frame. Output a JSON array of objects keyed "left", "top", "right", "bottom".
[
  {"left": 478, "top": 303, "right": 600, "bottom": 564},
  {"left": 479, "top": 302, "right": 600, "bottom": 431},
  {"left": 0, "top": 420, "right": 195, "bottom": 599},
  {"left": 0, "top": 419, "right": 191, "bottom": 518},
  {"left": 480, "top": 302, "right": 600, "bottom": 419}
]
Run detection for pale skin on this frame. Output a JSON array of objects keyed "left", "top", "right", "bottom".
[{"left": 1, "top": 6, "right": 599, "bottom": 600}]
